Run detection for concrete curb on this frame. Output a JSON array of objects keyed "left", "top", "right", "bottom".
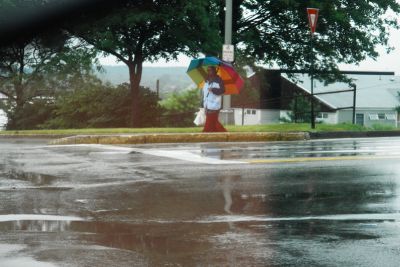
[
  {"left": 309, "top": 131, "right": 400, "bottom": 139},
  {"left": 48, "top": 132, "right": 310, "bottom": 145}
]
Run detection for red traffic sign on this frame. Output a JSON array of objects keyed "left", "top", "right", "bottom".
[{"left": 307, "top": 8, "right": 319, "bottom": 34}]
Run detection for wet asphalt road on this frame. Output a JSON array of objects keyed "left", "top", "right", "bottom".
[{"left": 0, "top": 137, "right": 400, "bottom": 266}]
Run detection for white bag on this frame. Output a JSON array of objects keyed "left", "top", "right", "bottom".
[{"left": 193, "top": 108, "right": 206, "bottom": 126}]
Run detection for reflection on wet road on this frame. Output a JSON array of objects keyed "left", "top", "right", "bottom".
[{"left": 0, "top": 137, "right": 400, "bottom": 266}]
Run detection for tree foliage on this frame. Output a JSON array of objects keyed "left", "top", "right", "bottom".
[
  {"left": 0, "top": 35, "right": 98, "bottom": 130},
  {"left": 71, "top": 0, "right": 220, "bottom": 127},
  {"left": 159, "top": 88, "right": 201, "bottom": 127},
  {"left": 43, "top": 82, "right": 162, "bottom": 129},
  {"left": 282, "top": 93, "right": 321, "bottom": 123},
  {"left": 232, "top": 0, "right": 400, "bottom": 79}
]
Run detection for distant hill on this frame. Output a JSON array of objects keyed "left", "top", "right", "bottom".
[{"left": 96, "top": 66, "right": 195, "bottom": 97}]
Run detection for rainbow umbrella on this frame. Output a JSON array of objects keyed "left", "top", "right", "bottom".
[{"left": 186, "top": 56, "right": 244, "bottom": 95}]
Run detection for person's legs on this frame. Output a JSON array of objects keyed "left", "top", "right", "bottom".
[
  {"left": 214, "top": 111, "right": 227, "bottom": 132},
  {"left": 203, "top": 111, "right": 227, "bottom": 132},
  {"left": 215, "top": 119, "right": 227, "bottom": 132},
  {"left": 202, "top": 112, "right": 216, "bottom": 132}
]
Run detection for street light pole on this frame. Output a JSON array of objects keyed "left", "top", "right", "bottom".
[
  {"left": 310, "top": 35, "right": 315, "bottom": 129},
  {"left": 307, "top": 8, "right": 319, "bottom": 129},
  {"left": 223, "top": 0, "right": 232, "bottom": 110},
  {"left": 224, "top": 0, "right": 232, "bottom": 45},
  {"left": 352, "top": 84, "right": 357, "bottom": 124}
]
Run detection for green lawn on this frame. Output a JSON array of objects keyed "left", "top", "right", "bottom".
[{"left": 0, "top": 123, "right": 397, "bottom": 135}]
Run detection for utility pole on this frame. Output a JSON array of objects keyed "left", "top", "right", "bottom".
[
  {"left": 156, "top": 79, "right": 160, "bottom": 99},
  {"left": 310, "top": 37, "right": 315, "bottom": 129},
  {"left": 223, "top": 0, "right": 233, "bottom": 110},
  {"left": 307, "top": 8, "right": 319, "bottom": 129},
  {"left": 352, "top": 84, "right": 357, "bottom": 124}
]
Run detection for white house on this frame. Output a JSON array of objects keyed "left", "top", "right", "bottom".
[
  {"left": 283, "top": 74, "right": 399, "bottom": 128},
  {"left": 0, "top": 93, "right": 7, "bottom": 130},
  {"left": 0, "top": 110, "right": 6, "bottom": 130},
  {"left": 230, "top": 71, "right": 400, "bottom": 128}
]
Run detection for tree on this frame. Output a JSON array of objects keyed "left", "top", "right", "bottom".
[
  {"left": 71, "top": 0, "right": 220, "bottom": 127},
  {"left": 43, "top": 82, "right": 162, "bottom": 129},
  {"left": 160, "top": 88, "right": 201, "bottom": 127},
  {"left": 285, "top": 94, "right": 312, "bottom": 123},
  {"left": 396, "top": 92, "right": 400, "bottom": 113},
  {"left": 0, "top": 36, "right": 97, "bottom": 130},
  {"left": 229, "top": 1, "right": 400, "bottom": 80}
]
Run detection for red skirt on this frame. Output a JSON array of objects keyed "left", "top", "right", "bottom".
[{"left": 202, "top": 110, "right": 227, "bottom": 132}]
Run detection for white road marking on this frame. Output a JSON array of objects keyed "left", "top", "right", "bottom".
[
  {"left": 0, "top": 214, "right": 85, "bottom": 222},
  {"left": 48, "top": 144, "right": 245, "bottom": 164},
  {"left": 130, "top": 148, "right": 245, "bottom": 164}
]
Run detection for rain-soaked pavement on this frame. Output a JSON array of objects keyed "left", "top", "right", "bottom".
[{"left": 1, "top": 136, "right": 400, "bottom": 266}]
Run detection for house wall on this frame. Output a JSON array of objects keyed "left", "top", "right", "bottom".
[
  {"left": 233, "top": 108, "right": 280, "bottom": 125},
  {"left": 338, "top": 109, "right": 398, "bottom": 128},
  {"left": 337, "top": 110, "right": 354, "bottom": 124},
  {"left": 315, "top": 112, "right": 338, "bottom": 124},
  {"left": 280, "top": 110, "right": 338, "bottom": 124},
  {"left": 260, "top": 109, "right": 281, "bottom": 124},
  {"left": 0, "top": 109, "right": 7, "bottom": 130}
]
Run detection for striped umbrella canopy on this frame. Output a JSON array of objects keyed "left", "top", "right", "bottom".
[{"left": 186, "top": 56, "right": 244, "bottom": 95}]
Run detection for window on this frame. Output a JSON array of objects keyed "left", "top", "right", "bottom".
[
  {"left": 386, "top": 114, "right": 396, "bottom": 120},
  {"left": 378, "top": 113, "right": 385, "bottom": 120},
  {"left": 369, "top": 114, "right": 379, "bottom": 120},
  {"left": 252, "top": 110, "right": 256, "bottom": 115},
  {"left": 322, "top": 113, "right": 328, "bottom": 119}
]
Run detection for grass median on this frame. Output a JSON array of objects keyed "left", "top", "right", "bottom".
[{"left": 0, "top": 123, "right": 396, "bottom": 136}]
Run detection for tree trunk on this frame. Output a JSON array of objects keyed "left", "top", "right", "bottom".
[{"left": 127, "top": 60, "right": 143, "bottom": 128}]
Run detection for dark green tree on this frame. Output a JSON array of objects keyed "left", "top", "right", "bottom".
[
  {"left": 282, "top": 93, "right": 322, "bottom": 123},
  {"left": 286, "top": 94, "right": 313, "bottom": 123},
  {"left": 43, "top": 82, "right": 162, "bottom": 129},
  {"left": 227, "top": 1, "right": 400, "bottom": 80},
  {"left": 0, "top": 36, "right": 97, "bottom": 130},
  {"left": 72, "top": 0, "right": 220, "bottom": 128},
  {"left": 159, "top": 88, "right": 201, "bottom": 127}
]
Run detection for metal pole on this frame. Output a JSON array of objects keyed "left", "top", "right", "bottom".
[
  {"left": 223, "top": 0, "right": 232, "bottom": 111},
  {"left": 156, "top": 79, "right": 160, "bottom": 98},
  {"left": 224, "top": 0, "right": 232, "bottom": 45},
  {"left": 242, "top": 106, "right": 245, "bottom": 125},
  {"left": 352, "top": 84, "right": 357, "bottom": 124},
  {"left": 310, "top": 35, "right": 315, "bottom": 129}
]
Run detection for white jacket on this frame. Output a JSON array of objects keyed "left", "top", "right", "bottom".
[{"left": 203, "top": 80, "right": 223, "bottom": 111}]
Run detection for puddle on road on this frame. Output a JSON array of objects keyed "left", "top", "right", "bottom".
[
  {"left": 0, "top": 244, "right": 57, "bottom": 267},
  {"left": 0, "top": 214, "right": 85, "bottom": 232},
  {"left": 4, "top": 169, "right": 58, "bottom": 186},
  {"left": 0, "top": 214, "right": 85, "bottom": 223}
]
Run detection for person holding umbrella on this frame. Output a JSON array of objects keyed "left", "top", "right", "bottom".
[
  {"left": 201, "top": 66, "right": 227, "bottom": 132},
  {"left": 187, "top": 56, "right": 244, "bottom": 131}
]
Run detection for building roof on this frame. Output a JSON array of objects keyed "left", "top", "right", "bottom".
[{"left": 283, "top": 74, "right": 400, "bottom": 110}]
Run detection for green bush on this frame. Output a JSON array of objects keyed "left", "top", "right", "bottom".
[
  {"left": 3, "top": 99, "right": 55, "bottom": 130},
  {"left": 42, "top": 83, "right": 162, "bottom": 129},
  {"left": 159, "top": 89, "right": 201, "bottom": 127}
]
